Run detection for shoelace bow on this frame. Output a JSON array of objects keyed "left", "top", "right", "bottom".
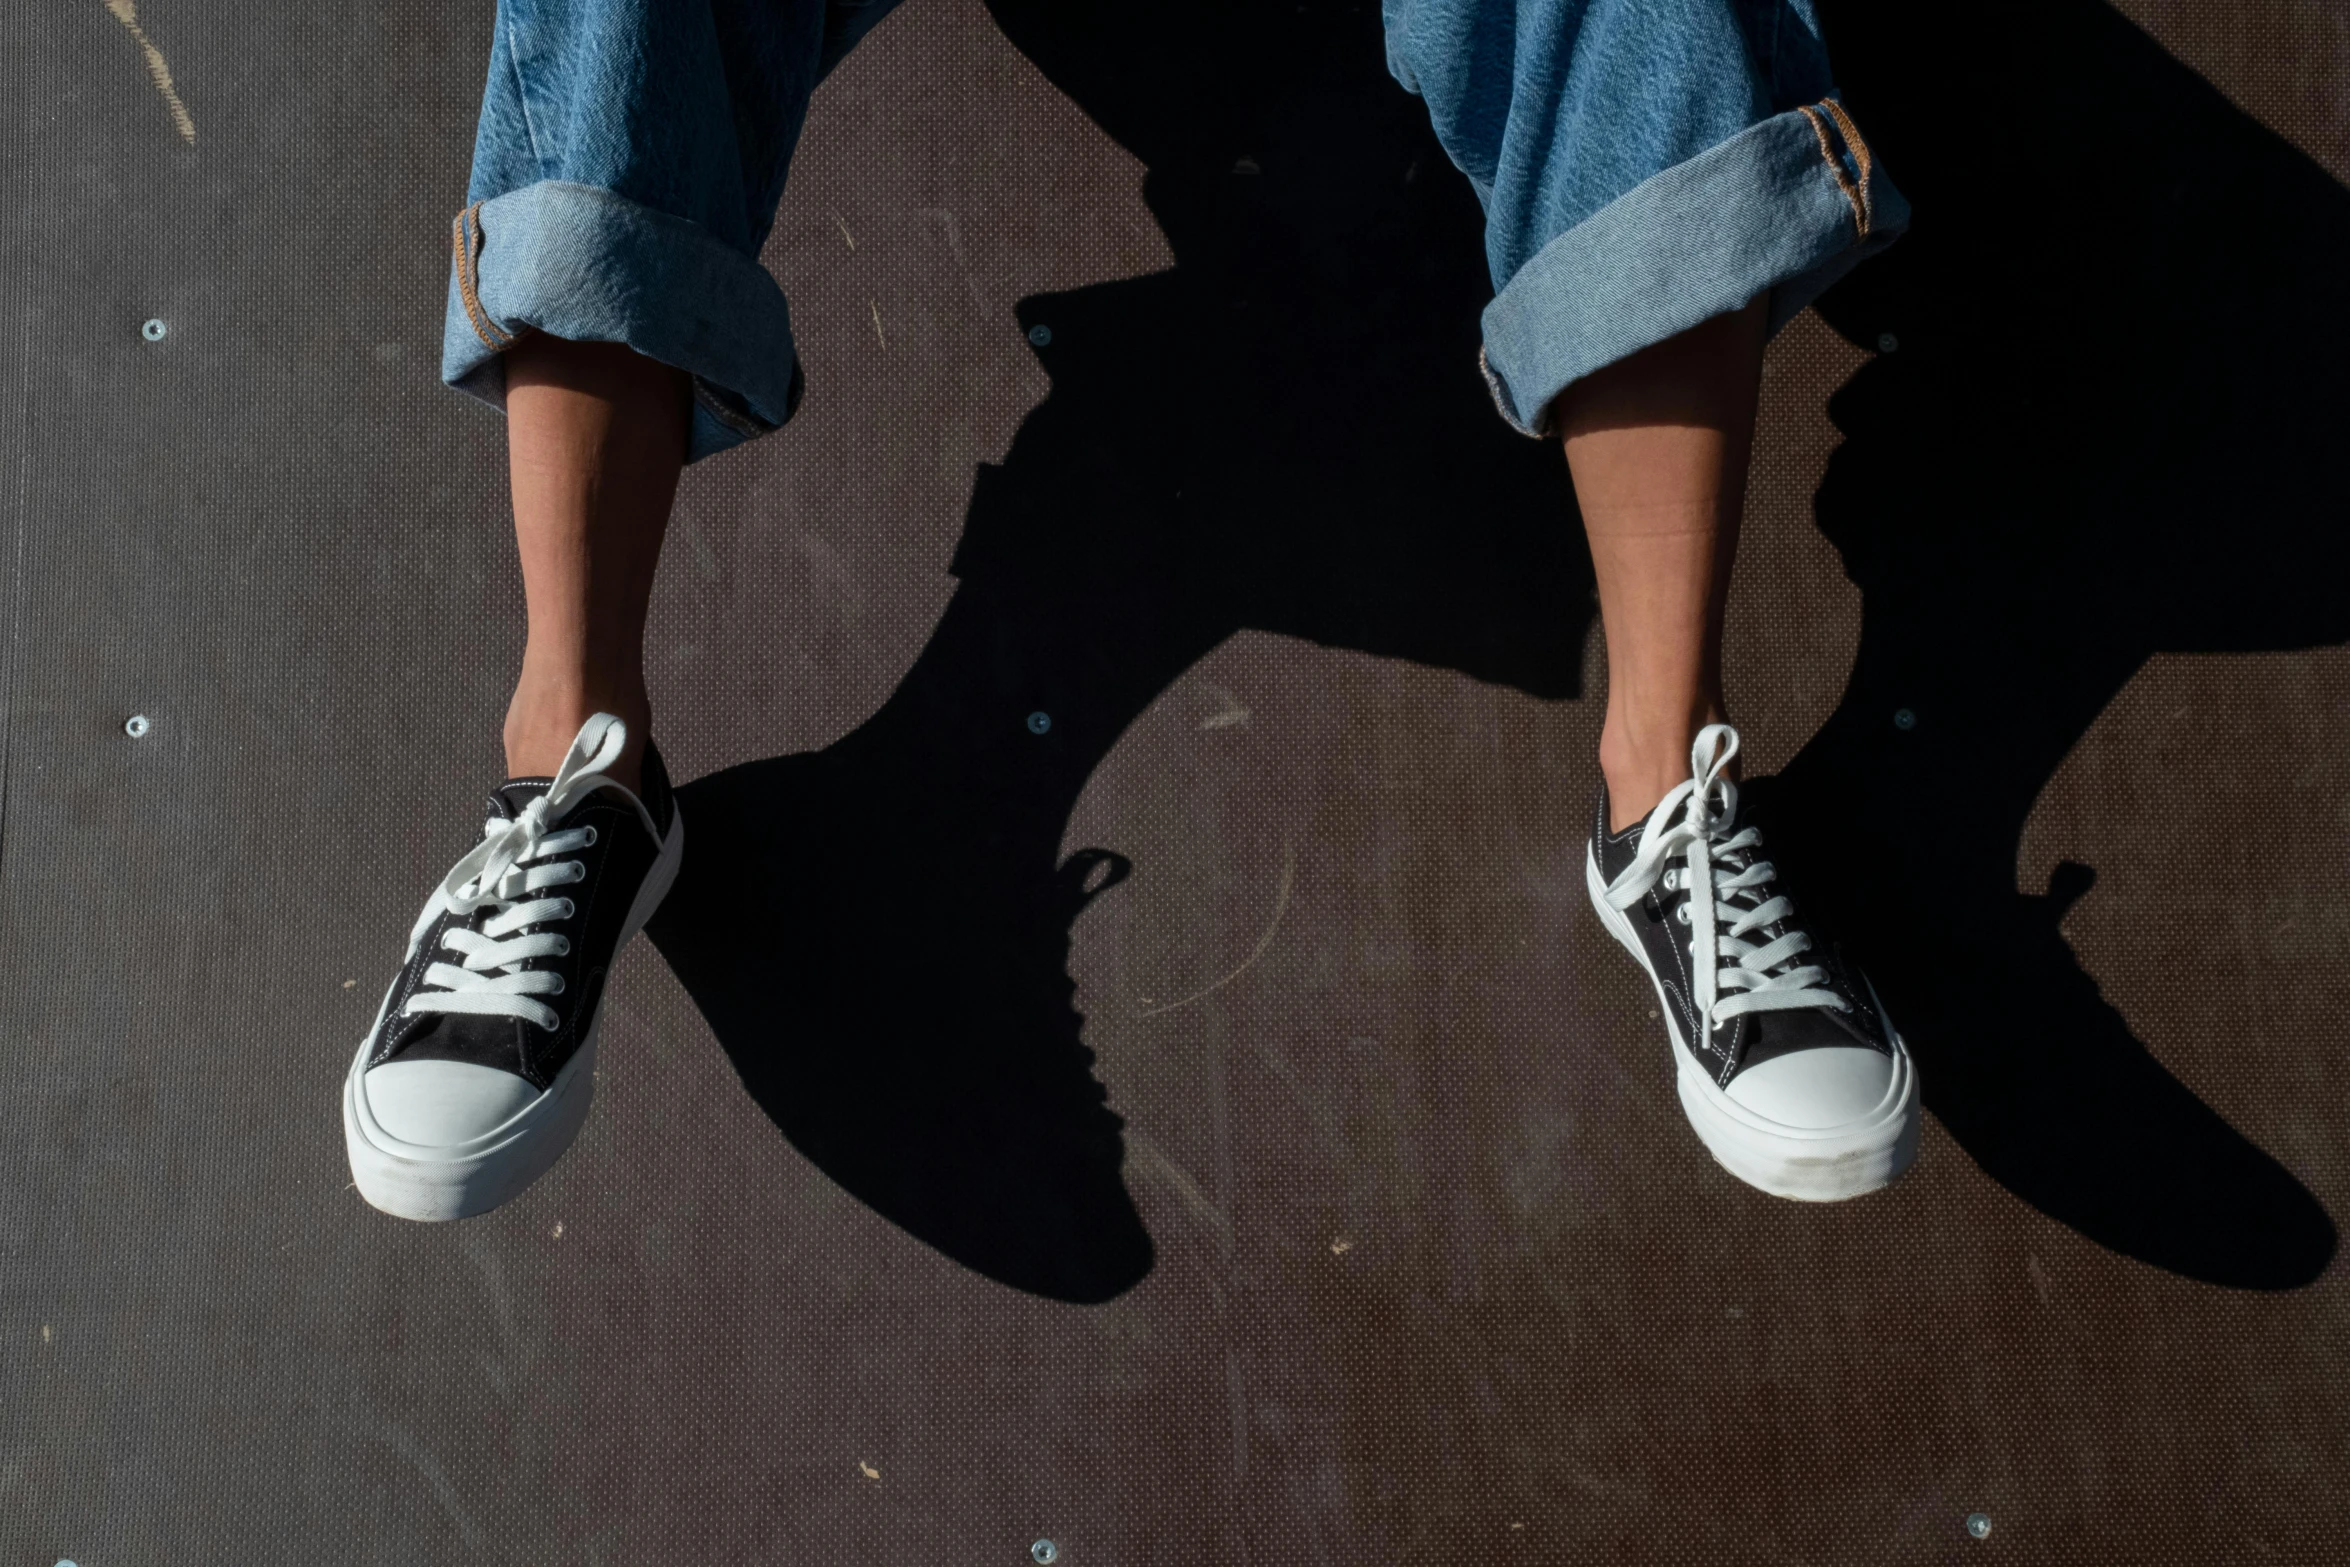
[
  {"left": 401, "top": 714, "right": 638, "bottom": 1033},
  {"left": 1603, "top": 724, "right": 1847, "bottom": 1030}
]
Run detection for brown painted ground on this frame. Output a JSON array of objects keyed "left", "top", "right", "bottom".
[{"left": 0, "top": 0, "right": 2344, "bottom": 1562}]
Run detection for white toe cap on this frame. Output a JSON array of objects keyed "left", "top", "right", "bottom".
[
  {"left": 1725, "top": 1047, "right": 1896, "bottom": 1130},
  {"left": 362, "top": 1059, "right": 542, "bottom": 1147}
]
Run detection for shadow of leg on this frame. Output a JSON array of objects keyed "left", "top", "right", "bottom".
[{"left": 1775, "top": 0, "right": 2350, "bottom": 1287}]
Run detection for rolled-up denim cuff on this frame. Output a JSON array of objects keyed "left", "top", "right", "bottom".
[
  {"left": 1479, "top": 98, "right": 1910, "bottom": 438},
  {"left": 441, "top": 180, "right": 805, "bottom": 463}
]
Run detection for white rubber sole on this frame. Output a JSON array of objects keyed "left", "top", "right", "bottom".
[
  {"left": 1585, "top": 846, "right": 1920, "bottom": 1202},
  {"left": 343, "top": 808, "right": 686, "bottom": 1222}
]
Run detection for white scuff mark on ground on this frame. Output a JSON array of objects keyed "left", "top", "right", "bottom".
[
  {"left": 1126, "top": 1131, "right": 1232, "bottom": 1250},
  {"left": 40, "top": 1324, "right": 51, "bottom": 1344},
  {"left": 790, "top": 529, "right": 866, "bottom": 613},
  {"left": 1138, "top": 842, "right": 1295, "bottom": 1018},
  {"left": 550, "top": 1222, "right": 563, "bottom": 1240},
  {"left": 833, "top": 214, "right": 857, "bottom": 250},
  {"left": 1226, "top": 1345, "right": 1249, "bottom": 1485},
  {"left": 377, "top": 1420, "right": 488, "bottom": 1551},
  {"left": 868, "top": 299, "right": 887, "bottom": 351},
  {"left": 1195, "top": 681, "right": 1251, "bottom": 730},
  {"left": 104, "top": 0, "right": 196, "bottom": 144},
  {"left": 1328, "top": 1238, "right": 1351, "bottom": 1256},
  {"left": 916, "top": 207, "right": 990, "bottom": 314},
  {"left": 858, "top": 1460, "right": 880, "bottom": 1481}
]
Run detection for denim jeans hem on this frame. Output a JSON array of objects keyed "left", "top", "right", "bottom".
[
  {"left": 1477, "top": 99, "right": 1910, "bottom": 439},
  {"left": 440, "top": 179, "right": 804, "bottom": 463}
]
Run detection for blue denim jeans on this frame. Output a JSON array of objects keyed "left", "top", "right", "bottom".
[
  {"left": 442, "top": 0, "right": 902, "bottom": 460},
  {"left": 1385, "top": 0, "right": 1908, "bottom": 434},
  {"left": 444, "top": 0, "right": 1904, "bottom": 460}
]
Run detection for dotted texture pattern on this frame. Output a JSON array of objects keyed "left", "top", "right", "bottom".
[{"left": 0, "top": 0, "right": 2345, "bottom": 1563}]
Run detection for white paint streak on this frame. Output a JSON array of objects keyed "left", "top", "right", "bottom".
[
  {"left": 1139, "top": 843, "right": 1295, "bottom": 1018},
  {"left": 1225, "top": 1346, "right": 1249, "bottom": 1486},
  {"left": 1195, "top": 681, "right": 1251, "bottom": 730},
  {"left": 917, "top": 207, "right": 990, "bottom": 314},
  {"left": 378, "top": 1420, "right": 488, "bottom": 1551},
  {"left": 1126, "top": 1131, "right": 1231, "bottom": 1250},
  {"left": 104, "top": 0, "right": 195, "bottom": 144}
]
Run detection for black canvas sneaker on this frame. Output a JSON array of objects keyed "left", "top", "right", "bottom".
[
  {"left": 1584, "top": 723, "right": 1919, "bottom": 1200},
  {"left": 343, "top": 713, "right": 684, "bottom": 1221}
]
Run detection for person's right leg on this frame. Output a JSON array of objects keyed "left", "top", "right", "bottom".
[{"left": 346, "top": 0, "right": 861, "bottom": 1220}]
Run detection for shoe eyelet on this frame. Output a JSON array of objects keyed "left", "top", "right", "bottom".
[
  {"left": 581, "top": 826, "right": 598, "bottom": 847},
  {"left": 547, "top": 976, "right": 566, "bottom": 995},
  {"left": 553, "top": 937, "right": 571, "bottom": 956},
  {"left": 1674, "top": 904, "right": 1691, "bottom": 925},
  {"left": 556, "top": 898, "right": 576, "bottom": 919}
]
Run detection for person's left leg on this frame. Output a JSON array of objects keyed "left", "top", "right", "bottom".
[
  {"left": 1566, "top": 295, "right": 1918, "bottom": 1202},
  {"left": 1384, "top": 0, "right": 1922, "bottom": 1200},
  {"left": 1559, "top": 297, "right": 1765, "bottom": 833}
]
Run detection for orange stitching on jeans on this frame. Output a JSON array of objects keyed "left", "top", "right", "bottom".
[
  {"left": 452, "top": 202, "right": 515, "bottom": 353},
  {"left": 1798, "top": 104, "right": 1867, "bottom": 242},
  {"left": 1817, "top": 98, "right": 1875, "bottom": 235}
]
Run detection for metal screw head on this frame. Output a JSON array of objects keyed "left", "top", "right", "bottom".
[
  {"left": 1892, "top": 707, "right": 1917, "bottom": 731},
  {"left": 1965, "top": 1512, "right": 1992, "bottom": 1540},
  {"left": 141, "top": 318, "right": 167, "bottom": 342},
  {"left": 1876, "top": 331, "right": 1899, "bottom": 353},
  {"left": 1026, "top": 324, "right": 1053, "bottom": 347},
  {"left": 1025, "top": 710, "right": 1052, "bottom": 735},
  {"left": 124, "top": 714, "right": 152, "bottom": 739},
  {"left": 1031, "top": 1541, "right": 1059, "bottom": 1564}
]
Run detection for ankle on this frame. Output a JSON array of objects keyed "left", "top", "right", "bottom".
[
  {"left": 1598, "top": 706, "right": 1730, "bottom": 831},
  {"left": 503, "top": 681, "right": 651, "bottom": 792}
]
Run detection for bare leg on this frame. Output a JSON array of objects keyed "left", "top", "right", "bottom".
[
  {"left": 1557, "top": 298, "right": 1768, "bottom": 830},
  {"left": 501, "top": 334, "right": 692, "bottom": 791}
]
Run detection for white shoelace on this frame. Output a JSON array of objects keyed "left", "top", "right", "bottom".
[
  {"left": 1602, "top": 723, "right": 1847, "bottom": 1031},
  {"left": 401, "top": 714, "right": 640, "bottom": 1034}
]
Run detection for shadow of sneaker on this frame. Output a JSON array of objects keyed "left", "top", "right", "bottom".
[
  {"left": 1768, "top": 750, "right": 2335, "bottom": 1289},
  {"left": 1765, "top": 0, "right": 2350, "bottom": 1287},
  {"left": 648, "top": 730, "right": 1154, "bottom": 1304}
]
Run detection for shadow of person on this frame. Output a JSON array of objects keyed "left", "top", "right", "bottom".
[
  {"left": 1752, "top": 0, "right": 2347, "bottom": 1287},
  {"left": 647, "top": 0, "right": 1587, "bottom": 1302},
  {"left": 654, "top": 0, "right": 2341, "bottom": 1300}
]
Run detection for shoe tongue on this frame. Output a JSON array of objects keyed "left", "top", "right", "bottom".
[{"left": 488, "top": 777, "right": 555, "bottom": 822}]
